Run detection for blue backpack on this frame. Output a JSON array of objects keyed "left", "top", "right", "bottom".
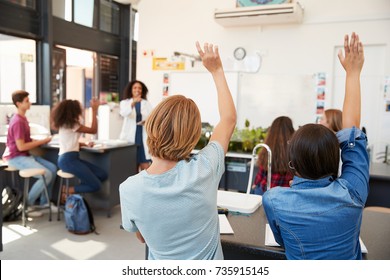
[{"left": 64, "top": 194, "right": 96, "bottom": 234}]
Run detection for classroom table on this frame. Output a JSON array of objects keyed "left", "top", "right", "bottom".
[
  {"left": 220, "top": 206, "right": 285, "bottom": 260},
  {"left": 41, "top": 142, "right": 137, "bottom": 217},
  {"left": 220, "top": 205, "right": 385, "bottom": 260},
  {"left": 366, "top": 162, "right": 390, "bottom": 208}
]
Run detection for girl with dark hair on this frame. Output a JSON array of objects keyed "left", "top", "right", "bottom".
[
  {"left": 251, "top": 116, "right": 295, "bottom": 195},
  {"left": 263, "top": 33, "right": 369, "bottom": 259},
  {"left": 119, "top": 80, "right": 153, "bottom": 171},
  {"left": 51, "top": 99, "right": 107, "bottom": 200}
]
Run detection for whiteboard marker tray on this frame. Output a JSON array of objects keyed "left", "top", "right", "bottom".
[{"left": 217, "top": 190, "right": 262, "bottom": 214}]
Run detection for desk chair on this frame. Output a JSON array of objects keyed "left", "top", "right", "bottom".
[
  {"left": 361, "top": 206, "right": 390, "bottom": 259},
  {"left": 56, "top": 170, "right": 75, "bottom": 221},
  {"left": 19, "top": 168, "right": 52, "bottom": 227}
]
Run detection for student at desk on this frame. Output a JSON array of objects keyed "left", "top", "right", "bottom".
[
  {"left": 319, "top": 109, "right": 342, "bottom": 133},
  {"left": 120, "top": 42, "right": 236, "bottom": 260},
  {"left": 2, "top": 90, "right": 56, "bottom": 216},
  {"left": 251, "top": 116, "right": 295, "bottom": 195},
  {"left": 263, "top": 33, "right": 369, "bottom": 259},
  {"left": 51, "top": 99, "right": 108, "bottom": 202}
]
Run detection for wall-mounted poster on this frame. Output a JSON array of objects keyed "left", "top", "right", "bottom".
[
  {"left": 384, "top": 76, "right": 390, "bottom": 112},
  {"left": 152, "top": 57, "right": 185, "bottom": 71},
  {"left": 162, "top": 73, "right": 169, "bottom": 97},
  {"left": 237, "top": 0, "right": 291, "bottom": 7},
  {"left": 314, "top": 72, "right": 327, "bottom": 122}
]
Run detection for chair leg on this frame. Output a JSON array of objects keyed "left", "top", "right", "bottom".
[
  {"left": 11, "top": 171, "right": 16, "bottom": 189},
  {"left": 57, "top": 177, "right": 63, "bottom": 221},
  {"left": 57, "top": 177, "right": 71, "bottom": 221},
  {"left": 41, "top": 175, "right": 52, "bottom": 222},
  {"left": 22, "top": 178, "right": 29, "bottom": 227}
]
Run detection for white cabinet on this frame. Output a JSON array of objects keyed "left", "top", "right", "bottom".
[{"left": 97, "top": 104, "right": 123, "bottom": 140}]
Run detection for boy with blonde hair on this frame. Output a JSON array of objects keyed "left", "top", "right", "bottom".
[{"left": 120, "top": 42, "right": 236, "bottom": 259}]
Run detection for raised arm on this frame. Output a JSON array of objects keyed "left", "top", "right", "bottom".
[
  {"left": 337, "top": 32, "right": 364, "bottom": 129},
  {"left": 77, "top": 98, "right": 100, "bottom": 134},
  {"left": 196, "top": 42, "right": 237, "bottom": 153}
]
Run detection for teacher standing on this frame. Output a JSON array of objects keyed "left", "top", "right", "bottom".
[{"left": 119, "top": 80, "right": 153, "bottom": 171}]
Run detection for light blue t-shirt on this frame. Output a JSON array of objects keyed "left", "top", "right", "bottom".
[{"left": 119, "top": 141, "right": 225, "bottom": 260}]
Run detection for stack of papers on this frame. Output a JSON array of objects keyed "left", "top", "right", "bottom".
[
  {"left": 265, "top": 224, "right": 280, "bottom": 246},
  {"left": 219, "top": 214, "right": 234, "bottom": 234}
]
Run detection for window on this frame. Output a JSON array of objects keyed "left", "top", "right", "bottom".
[
  {"left": 0, "top": 34, "right": 36, "bottom": 103},
  {"left": 100, "top": 0, "right": 119, "bottom": 34},
  {"left": 52, "top": 0, "right": 72, "bottom": 21},
  {"left": 74, "top": 0, "right": 95, "bottom": 28}
]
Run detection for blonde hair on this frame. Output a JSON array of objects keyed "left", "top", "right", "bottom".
[
  {"left": 145, "top": 95, "right": 201, "bottom": 161},
  {"left": 324, "top": 109, "right": 342, "bottom": 132}
]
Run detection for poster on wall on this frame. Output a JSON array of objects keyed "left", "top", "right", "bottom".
[
  {"left": 152, "top": 57, "right": 185, "bottom": 71},
  {"left": 162, "top": 73, "right": 169, "bottom": 97},
  {"left": 314, "top": 72, "right": 327, "bottom": 123},
  {"left": 384, "top": 76, "right": 390, "bottom": 112}
]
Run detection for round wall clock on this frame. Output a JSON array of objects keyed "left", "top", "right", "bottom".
[{"left": 234, "top": 47, "right": 246, "bottom": 60}]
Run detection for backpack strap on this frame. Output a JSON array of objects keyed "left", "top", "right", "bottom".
[{"left": 82, "top": 197, "right": 99, "bottom": 235}]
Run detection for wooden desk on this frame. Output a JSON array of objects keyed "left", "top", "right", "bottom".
[
  {"left": 367, "top": 162, "right": 390, "bottom": 208},
  {"left": 221, "top": 205, "right": 384, "bottom": 260},
  {"left": 42, "top": 143, "right": 137, "bottom": 217}
]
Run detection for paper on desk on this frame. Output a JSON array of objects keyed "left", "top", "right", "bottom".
[
  {"left": 265, "top": 224, "right": 280, "bottom": 246},
  {"left": 265, "top": 223, "right": 368, "bottom": 253},
  {"left": 360, "top": 237, "right": 368, "bottom": 254},
  {"left": 219, "top": 214, "right": 234, "bottom": 234}
]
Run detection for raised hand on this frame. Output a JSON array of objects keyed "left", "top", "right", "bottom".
[
  {"left": 196, "top": 41, "right": 223, "bottom": 74},
  {"left": 90, "top": 98, "right": 100, "bottom": 111},
  {"left": 339, "top": 32, "right": 365, "bottom": 129},
  {"left": 337, "top": 32, "right": 364, "bottom": 75}
]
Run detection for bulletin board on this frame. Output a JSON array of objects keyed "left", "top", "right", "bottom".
[{"left": 169, "top": 72, "right": 239, "bottom": 126}]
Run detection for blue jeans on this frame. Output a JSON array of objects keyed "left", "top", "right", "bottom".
[
  {"left": 7, "top": 155, "right": 57, "bottom": 206},
  {"left": 58, "top": 152, "right": 107, "bottom": 193}
]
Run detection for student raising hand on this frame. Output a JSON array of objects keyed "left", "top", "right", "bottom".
[
  {"left": 337, "top": 32, "right": 364, "bottom": 74},
  {"left": 337, "top": 32, "right": 364, "bottom": 129},
  {"left": 196, "top": 41, "right": 236, "bottom": 153}
]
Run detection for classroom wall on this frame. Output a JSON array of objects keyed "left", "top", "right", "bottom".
[{"left": 135, "top": 0, "right": 390, "bottom": 156}]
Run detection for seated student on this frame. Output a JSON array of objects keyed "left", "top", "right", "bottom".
[
  {"left": 251, "top": 116, "right": 295, "bottom": 195},
  {"left": 263, "top": 32, "right": 369, "bottom": 259},
  {"left": 119, "top": 42, "right": 236, "bottom": 260},
  {"left": 320, "top": 109, "right": 342, "bottom": 133},
  {"left": 320, "top": 108, "right": 343, "bottom": 176},
  {"left": 2, "top": 90, "right": 57, "bottom": 216},
  {"left": 51, "top": 98, "right": 108, "bottom": 201}
]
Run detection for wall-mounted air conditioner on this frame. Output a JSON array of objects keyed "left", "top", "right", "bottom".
[{"left": 214, "top": 2, "right": 304, "bottom": 27}]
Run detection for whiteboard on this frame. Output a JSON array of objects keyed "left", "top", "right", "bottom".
[{"left": 170, "top": 72, "right": 239, "bottom": 126}]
